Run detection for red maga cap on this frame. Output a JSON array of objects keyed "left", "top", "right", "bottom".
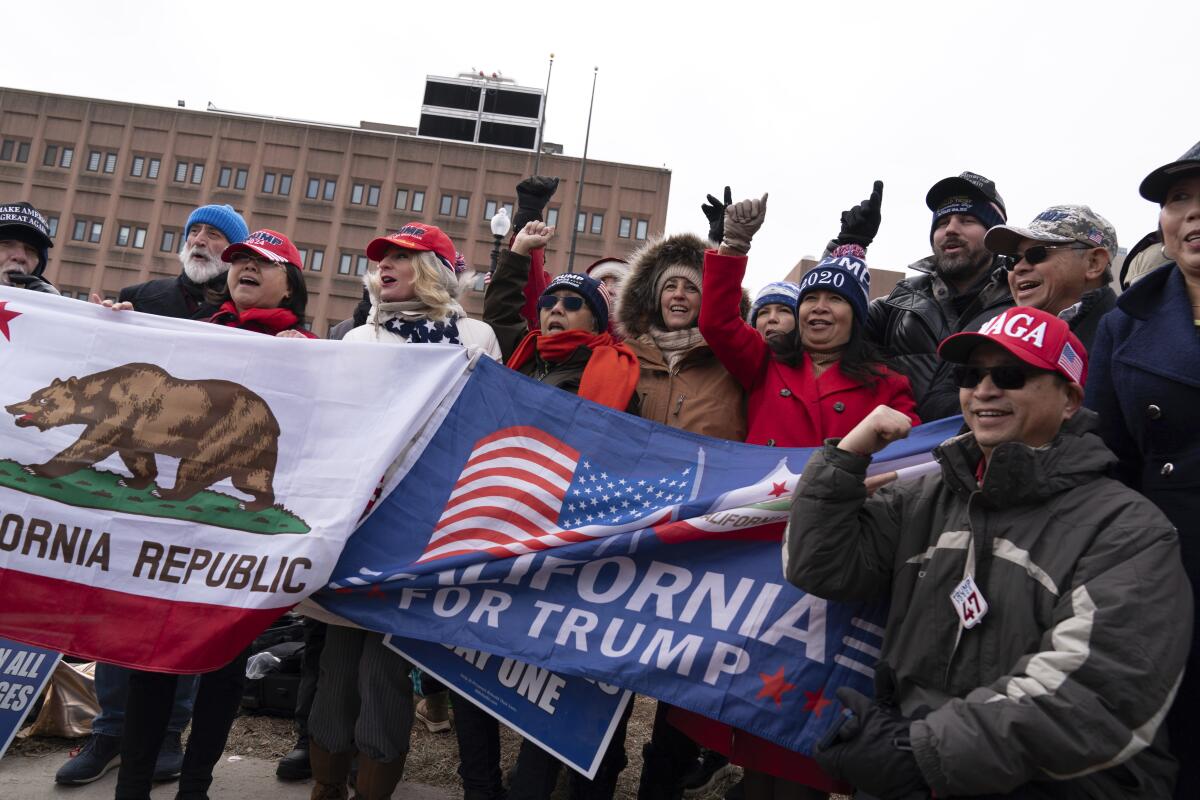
[
  {"left": 221, "top": 229, "right": 304, "bottom": 270},
  {"left": 366, "top": 223, "right": 457, "bottom": 272},
  {"left": 938, "top": 306, "right": 1088, "bottom": 386}
]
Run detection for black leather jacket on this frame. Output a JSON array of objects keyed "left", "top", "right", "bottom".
[
  {"left": 118, "top": 273, "right": 227, "bottom": 320},
  {"left": 866, "top": 256, "right": 1012, "bottom": 421}
]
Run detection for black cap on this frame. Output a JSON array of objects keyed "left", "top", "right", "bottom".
[
  {"left": 925, "top": 171, "right": 1007, "bottom": 219},
  {"left": 0, "top": 202, "right": 53, "bottom": 276},
  {"left": 1139, "top": 141, "right": 1200, "bottom": 204}
]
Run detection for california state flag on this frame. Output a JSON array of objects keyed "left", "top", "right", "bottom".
[{"left": 0, "top": 287, "right": 473, "bottom": 672}]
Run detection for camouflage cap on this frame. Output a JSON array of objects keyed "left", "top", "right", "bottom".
[
  {"left": 1139, "top": 140, "right": 1200, "bottom": 203},
  {"left": 984, "top": 204, "right": 1117, "bottom": 256}
]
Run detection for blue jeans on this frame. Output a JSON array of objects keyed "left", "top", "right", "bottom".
[{"left": 92, "top": 662, "right": 198, "bottom": 737}]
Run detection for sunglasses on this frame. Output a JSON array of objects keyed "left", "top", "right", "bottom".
[
  {"left": 1004, "top": 244, "right": 1091, "bottom": 270},
  {"left": 952, "top": 364, "right": 1053, "bottom": 390},
  {"left": 538, "top": 294, "right": 585, "bottom": 312}
]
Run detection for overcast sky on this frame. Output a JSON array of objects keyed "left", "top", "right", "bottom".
[{"left": 10, "top": 0, "right": 1198, "bottom": 290}]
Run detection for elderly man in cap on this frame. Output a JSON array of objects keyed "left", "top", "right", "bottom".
[
  {"left": 786, "top": 306, "right": 1191, "bottom": 798},
  {"left": 0, "top": 201, "right": 59, "bottom": 294},
  {"left": 116, "top": 203, "right": 248, "bottom": 318},
  {"left": 985, "top": 205, "right": 1118, "bottom": 349},
  {"left": 868, "top": 172, "right": 1013, "bottom": 421}
]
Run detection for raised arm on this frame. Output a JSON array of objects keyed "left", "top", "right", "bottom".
[{"left": 484, "top": 221, "right": 555, "bottom": 361}]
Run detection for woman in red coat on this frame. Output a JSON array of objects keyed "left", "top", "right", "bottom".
[{"left": 688, "top": 195, "right": 919, "bottom": 799}]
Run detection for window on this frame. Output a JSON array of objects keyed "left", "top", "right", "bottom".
[
  {"left": 356, "top": 255, "right": 369, "bottom": 275},
  {"left": 503, "top": 201, "right": 514, "bottom": 218},
  {"left": 439, "top": 194, "right": 453, "bottom": 215},
  {"left": 133, "top": 228, "right": 146, "bottom": 249},
  {"left": 235, "top": 168, "right": 248, "bottom": 190},
  {"left": 160, "top": 229, "right": 176, "bottom": 252},
  {"left": 190, "top": 164, "right": 204, "bottom": 184},
  {"left": 46, "top": 217, "right": 59, "bottom": 238},
  {"left": 117, "top": 225, "right": 131, "bottom": 247},
  {"left": 546, "top": 208, "right": 559, "bottom": 228},
  {"left": 72, "top": 220, "right": 86, "bottom": 240},
  {"left": 366, "top": 185, "right": 380, "bottom": 207},
  {"left": 89, "top": 222, "right": 103, "bottom": 243},
  {"left": 576, "top": 212, "right": 587, "bottom": 233},
  {"left": 60, "top": 148, "right": 74, "bottom": 168},
  {"left": 0, "top": 140, "right": 29, "bottom": 162},
  {"left": 43, "top": 144, "right": 74, "bottom": 168},
  {"left": 395, "top": 189, "right": 409, "bottom": 210},
  {"left": 484, "top": 200, "right": 497, "bottom": 220},
  {"left": 15, "top": 142, "right": 29, "bottom": 163},
  {"left": 297, "top": 247, "right": 307, "bottom": 268},
  {"left": 103, "top": 153, "right": 117, "bottom": 174},
  {"left": 351, "top": 184, "right": 364, "bottom": 204},
  {"left": 130, "top": 156, "right": 145, "bottom": 177},
  {"left": 323, "top": 179, "right": 336, "bottom": 201},
  {"left": 174, "top": 161, "right": 188, "bottom": 182},
  {"left": 306, "top": 177, "right": 320, "bottom": 199},
  {"left": 0, "top": 140, "right": 12, "bottom": 160},
  {"left": 590, "top": 213, "right": 603, "bottom": 235},
  {"left": 310, "top": 249, "right": 324, "bottom": 271},
  {"left": 456, "top": 196, "right": 470, "bottom": 218},
  {"left": 412, "top": 191, "right": 425, "bottom": 212},
  {"left": 338, "top": 253, "right": 353, "bottom": 274},
  {"left": 87, "top": 151, "right": 102, "bottom": 171},
  {"left": 618, "top": 217, "right": 632, "bottom": 238},
  {"left": 635, "top": 219, "right": 649, "bottom": 240},
  {"left": 278, "top": 174, "right": 292, "bottom": 195},
  {"left": 148, "top": 158, "right": 160, "bottom": 179},
  {"left": 218, "top": 166, "right": 232, "bottom": 188},
  {"left": 262, "top": 172, "right": 276, "bottom": 193},
  {"left": 43, "top": 145, "right": 58, "bottom": 166}
]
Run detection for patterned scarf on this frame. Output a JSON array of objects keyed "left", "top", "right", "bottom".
[
  {"left": 644, "top": 326, "right": 707, "bottom": 371},
  {"left": 375, "top": 299, "right": 463, "bottom": 344}
]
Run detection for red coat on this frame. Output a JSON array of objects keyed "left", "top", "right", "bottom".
[
  {"left": 699, "top": 250, "right": 918, "bottom": 447},
  {"left": 684, "top": 249, "right": 919, "bottom": 788}
]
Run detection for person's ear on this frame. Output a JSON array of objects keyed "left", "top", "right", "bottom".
[
  {"left": 1083, "top": 248, "right": 1110, "bottom": 282},
  {"left": 1062, "top": 381, "right": 1084, "bottom": 420}
]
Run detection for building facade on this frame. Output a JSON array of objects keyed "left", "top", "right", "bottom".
[{"left": 0, "top": 86, "right": 671, "bottom": 334}]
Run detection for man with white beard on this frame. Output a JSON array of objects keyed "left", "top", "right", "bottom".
[{"left": 117, "top": 203, "right": 249, "bottom": 318}]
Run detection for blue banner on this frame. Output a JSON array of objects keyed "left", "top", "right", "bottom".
[
  {"left": 384, "top": 635, "right": 631, "bottom": 778},
  {"left": 0, "top": 637, "right": 61, "bottom": 758},
  {"left": 316, "top": 357, "right": 959, "bottom": 759}
]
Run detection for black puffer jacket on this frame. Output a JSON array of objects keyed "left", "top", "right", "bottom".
[
  {"left": 866, "top": 257, "right": 1012, "bottom": 421},
  {"left": 118, "top": 273, "right": 227, "bottom": 320}
]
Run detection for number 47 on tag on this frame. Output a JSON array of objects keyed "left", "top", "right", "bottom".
[{"left": 951, "top": 576, "right": 988, "bottom": 629}]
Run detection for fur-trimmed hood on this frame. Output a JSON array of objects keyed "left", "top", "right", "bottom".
[{"left": 617, "top": 232, "right": 750, "bottom": 338}]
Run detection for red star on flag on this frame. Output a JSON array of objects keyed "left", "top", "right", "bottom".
[
  {"left": 755, "top": 666, "right": 797, "bottom": 707},
  {"left": 768, "top": 481, "right": 788, "bottom": 498},
  {"left": 803, "top": 689, "right": 833, "bottom": 717},
  {"left": 0, "top": 301, "right": 20, "bottom": 342}
]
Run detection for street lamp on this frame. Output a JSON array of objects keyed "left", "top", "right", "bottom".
[{"left": 489, "top": 208, "right": 511, "bottom": 273}]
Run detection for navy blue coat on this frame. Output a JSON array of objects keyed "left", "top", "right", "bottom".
[{"left": 1086, "top": 262, "right": 1200, "bottom": 798}]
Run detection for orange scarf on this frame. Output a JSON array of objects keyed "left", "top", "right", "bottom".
[{"left": 508, "top": 329, "right": 640, "bottom": 410}]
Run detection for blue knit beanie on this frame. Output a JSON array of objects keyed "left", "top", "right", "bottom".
[
  {"left": 798, "top": 244, "right": 871, "bottom": 322},
  {"left": 543, "top": 272, "right": 610, "bottom": 333},
  {"left": 749, "top": 281, "right": 800, "bottom": 325},
  {"left": 186, "top": 204, "right": 249, "bottom": 245}
]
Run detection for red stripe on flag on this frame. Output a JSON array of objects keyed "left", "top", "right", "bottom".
[
  {"left": 438, "top": 485, "right": 561, "bottom": 522},
  {"left": 472, "top": 426, "right": 581, "bottom": 460},
  {"left": 462, "top": 446, "right": 576, "bottom": 482},
  {"left": 0, "top": 567, "right": 286, "bottom": 674},
  {"left": 444, "top": 466, "right": 567, "bottom": 500}
]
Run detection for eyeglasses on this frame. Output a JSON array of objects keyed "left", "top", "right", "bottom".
[
  {"left": 952, "top": 364, "right": 1053, "bottom": 390},
  {"left": 231, "top": 254, "right": 284, "bottom": 269},
  {"left": 538, "top": 295, "right": 585, "bottom": 312},
  {"left": 1004, "top": 244, "right": 1091, "bottom": 270}
]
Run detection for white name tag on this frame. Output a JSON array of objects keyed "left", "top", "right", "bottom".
[{"left": 950, "top": 575, "right": 988, "bottom": 629}]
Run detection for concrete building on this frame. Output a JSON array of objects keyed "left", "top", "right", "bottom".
[{"left": 0, "top": 86, "right": 671, "bottom": 334}]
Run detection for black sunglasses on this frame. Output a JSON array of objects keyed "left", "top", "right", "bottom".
[
  {"left": 1004, "top": 244, "right": 1091, "bottom": 270},
  {"left": 952, "top": 364, "right": 1053, "bottom": 390},
  {"left": 538, "top": 294, "right": 585, "bottom": 312}
]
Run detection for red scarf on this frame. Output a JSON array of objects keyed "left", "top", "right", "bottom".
[
  {"left": 508, "top": 329, "right": 640, "bottom": 410},
  {"left": 208, "top": 302, "right": 315, "bottom": 337}
]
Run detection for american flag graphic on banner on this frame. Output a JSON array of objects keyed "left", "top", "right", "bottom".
[{"left": 418, "top": 425, "right": 698, "bottom": 563}]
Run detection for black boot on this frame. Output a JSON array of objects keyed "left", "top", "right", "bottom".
[{"left": 277, "top": 733, "right": 311, "bottom": 781}]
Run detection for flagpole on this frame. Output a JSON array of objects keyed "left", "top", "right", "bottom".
[
  {"left": 566, "top": 66, "right": 598, "bottom": 274},
  {"left": 533, "top": 54, "right": 554, "bottom": 175}
]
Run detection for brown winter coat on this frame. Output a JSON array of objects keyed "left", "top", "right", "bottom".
[{"left": 617, "top": 233, "right": 747, "bottom": 441}]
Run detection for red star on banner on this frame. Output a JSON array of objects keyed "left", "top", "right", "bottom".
[
  {"left": 368, "top": 584, "right": 387, "bottom": 600},
  {"left": 755, "top": 667, "right": 797, "bottom": 707},
  {"left": 768, "top": 481, "right": 788, "bottom": 498},
  {"left": 0, "top": 301, "right": 20, "bottom": 341},
  {"left": 803, "top": 689, "right": 833, "bottom": 717}
]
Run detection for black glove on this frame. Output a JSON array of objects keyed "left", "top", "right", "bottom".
[
  {"left": 514, "top": 176, "right": 560, "bottom": 227},
  {"left": 834, "top": 180, "right": 884, "bottom": 248},
  {"left": 7, "top": 272, "right": 61, "bottom": 295},
  {"left": 701, "top": 186, "right": 732, "bottom": 244},
  {"left": 815, "top": 687, "right": 929, "bottom": 800}
]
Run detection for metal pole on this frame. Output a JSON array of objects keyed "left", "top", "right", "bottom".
[
  {"left": 533, "top": 54, "right": 554, "bottom": 175},
  {"left": 490, "top": 235, "right": 502, "bottom": 274},
  {"left": 566, "top": 67, "right": 598, "bottom": 274}
]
